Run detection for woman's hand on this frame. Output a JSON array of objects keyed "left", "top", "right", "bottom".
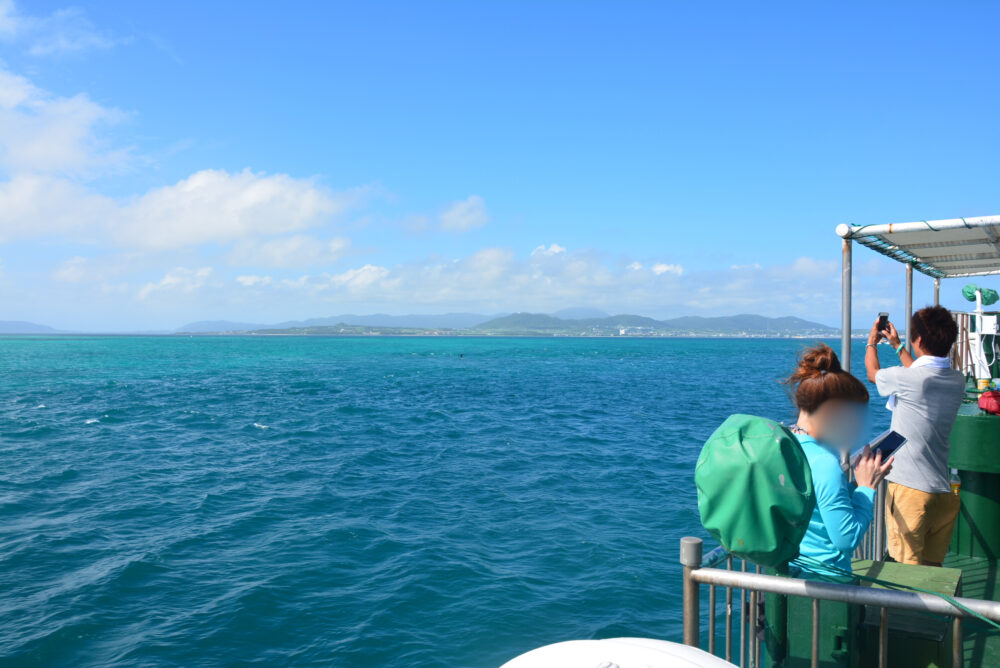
[{"left": 854, "top": 446, "right": 893, "bottom": 490}]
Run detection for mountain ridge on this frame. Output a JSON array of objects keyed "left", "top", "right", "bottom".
[
  {"left": 0, "top": 321, "right": 61, "bottom": 334},
  {"left": 2, "top": 312, "right": 844, "bottom": 335},
  {"left": 177, "top": 313, "right": 497, "bottom": 333},
  {"left": 472, "top": 312, "right": 837, "bottom": 334}
]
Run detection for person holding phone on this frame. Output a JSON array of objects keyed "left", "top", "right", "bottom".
[
  {"left": 865, "top": 307, "right": 965, "bottom": 566},
  {"left": 786, "top": 344, "right": 893, "bottom": 578}
]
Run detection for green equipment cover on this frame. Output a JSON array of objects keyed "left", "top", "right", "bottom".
[
  {"left": 962, "top": 283, "right": 1000, "bottom": 306},
  {"left": 695, "top": 414, "right": 815, "bottom": 568}
]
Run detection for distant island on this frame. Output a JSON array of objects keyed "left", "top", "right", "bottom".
[
  {"left": 0, "top": 312, "right": 849, "bottom": 338},
  {"left": 189, "top": 312, "right": 841, "bottom": 338},
  {"left": 0, "top": 321, "right": 61, "bottom": 334}
]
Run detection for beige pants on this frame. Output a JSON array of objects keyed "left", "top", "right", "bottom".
[{"left": 885, "top": 481, "right": 960, "bottom": 566}]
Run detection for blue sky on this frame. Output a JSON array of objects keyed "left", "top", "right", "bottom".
[{"left": 1, "top": 1, "right": 998, "bottom": 330}]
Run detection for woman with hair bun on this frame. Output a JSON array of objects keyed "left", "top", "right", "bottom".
[{"left": 786, "top": 343, "right": 894, "bottom": 577}]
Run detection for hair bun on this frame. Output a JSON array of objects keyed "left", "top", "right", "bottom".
[
  {"left": 785, "top": 342, "right": 868, "bottom": 412},
  {"left": 792, "top": 343, "right": 842, "bottom": 381}
]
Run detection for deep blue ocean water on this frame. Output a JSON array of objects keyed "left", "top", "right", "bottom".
[{"left": 0, "top": 336, "right": 891, "bottom": 667}]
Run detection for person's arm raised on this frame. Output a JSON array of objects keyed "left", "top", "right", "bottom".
[
  {"left": 884, "top": 322, "right": 913, "bottom": 368},
  {"left": 866, "top": 318, "right": 883, "bottom": 382}
]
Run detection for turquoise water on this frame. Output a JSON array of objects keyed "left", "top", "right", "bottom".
[{"left": 0, "top": 336, "right": 890, "bottom": 666}]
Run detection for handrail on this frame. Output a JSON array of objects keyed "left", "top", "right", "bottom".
[
  {"left": 690, "top": 567, "right": 1000, "bottom": 620},
  {"left": 679, "top": 536, "right": 983, "bottom": 668}
]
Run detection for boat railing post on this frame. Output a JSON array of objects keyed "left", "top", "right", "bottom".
[
  {"left": 754, "top": 564, "right": 763, "bottom": 668},
  {"left": 841, "top": 235, "right": 853, "bottom": 372},
  {"left": 811, "top": 598, "right": 820, "bottom": 668},
  {"left": 740, "top": 560, "right": 747, "bottom": 667},
  {"left": 906, "top": 263, "right": 914, "bottom": 355},
  {"left": 840, "top": 232, "right": 855, "bottom": 481},
  {"left": 726, "top": 556, "right": 734, "bottom": 662},
  {"left": 749, "top": 581, "right": 757, "bottom": 667},
  {"left": 874, "top": 479, "right": 887, "bottom": 559},
  {"left": 953, "top": 616, "right": 963, "bottom": 668},
  {"left": 709, "top": 583, "right": 716, "bottom": 655},
  {"left": 681, "top": 537, "right": 702, "bottom": 647},
  {"left": 879, "top": 606, "right": 888, "bottom": 668}
]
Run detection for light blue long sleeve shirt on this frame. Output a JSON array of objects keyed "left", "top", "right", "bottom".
[{"left": 790, "top": 434, "right": 875, "bottom": 578}]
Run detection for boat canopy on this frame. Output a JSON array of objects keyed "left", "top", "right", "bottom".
[
  {"left": 837, "top": 216, "right": 1000, "bottom": 279},
  {"left": 836, "top": 214, "right": 1000, "bottom": 371}
]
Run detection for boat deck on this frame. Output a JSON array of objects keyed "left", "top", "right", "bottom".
[{"left": 945, "top": 553, "right": 1000, "bottom": 667}]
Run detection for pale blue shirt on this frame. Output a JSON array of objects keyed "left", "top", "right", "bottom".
[{"left": 790, "top": 434, "right": 874, "bottom": 578}]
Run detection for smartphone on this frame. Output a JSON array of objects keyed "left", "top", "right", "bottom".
[
  {"left": 872, "top": 430, "right": 905, "bottom": 458},
  {"left": 851, "top": 429, "right": 906, "bottom": 467},
  {"left": 878, "top": 312, "right": 889, "bottom": 332}
]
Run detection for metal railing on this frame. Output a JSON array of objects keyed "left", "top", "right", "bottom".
[
  {"left": 680, "top": 536, "right": 1000, "bottom": 668},
  {"left": 854, "top": 479, "right": 887, "bottom": 562},
  {"left": 687, "top": 542, "right": 765, "bottom": 666},
  {"left": 952, "top": 311, "right": 976, "bottom": 377},
  {"left": 950, "top": 309, "right": 999, "bottom": 379}
]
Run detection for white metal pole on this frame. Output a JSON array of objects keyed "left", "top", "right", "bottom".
[
  {"left": 934, "top": 278, "right": 941, "bottom": 306},
  {"left": 974, "top": 290, "right": 987, "bottom": 381},
  {"left": 837, "top": 216, "right": 1000, "bottom": 238},
  {"left": 906, "top": 264, "right": 914, "bottom": 355},
  {"left": 842, "top": 239, "right": 853, "bottom": 371}
]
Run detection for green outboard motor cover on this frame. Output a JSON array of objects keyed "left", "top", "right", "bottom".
[{"left": 695, "top": 414, "right": 815, "bottom": 568}]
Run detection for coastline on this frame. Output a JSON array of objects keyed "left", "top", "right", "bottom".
[{"left": 0, "top": 332, "right": 861, "bottom": 340}]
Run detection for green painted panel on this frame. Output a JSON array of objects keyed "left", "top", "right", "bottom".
[
  {"left": 950, "top": 415, "right": 1000, "bottom": 474},
  {"left": 950, "top": 471, "right": 1000, "bottom": 560}
]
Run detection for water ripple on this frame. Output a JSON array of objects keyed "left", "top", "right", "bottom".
[{"left": 0, "top": 336, "right": 888, "bottom": 666}]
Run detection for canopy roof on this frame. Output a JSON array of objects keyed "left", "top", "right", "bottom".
[{"left": 837, "top": 216, "right": 1000, "bottom": 279}]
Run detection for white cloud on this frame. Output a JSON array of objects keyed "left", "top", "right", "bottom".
[
  {"left": 0, "top": 68, "right": 129, "bottom": 176},
  {"left": 328, "top": 264, "right": 390, "bottom": 289},
  {"left": 652, "top": 263, "right": 683, "bottom": 276},
  {"left": 0, "top": 167, "right": 360, "bottom": 249},
  {"left": 119, "top": 169, "right": 358, "bottom": 250},
  {"left": 228, "top": 234, "right": 350, "bottom": 268},
  {"left": 0, "top": 69, "right": 361, "bottom": 251},
  {"left": 51, "top": 256, "right": 89, "bottom": 282},
  {"left": 0, "top": 1, "right": 119, "bottom": 56},
  {"left": 264, "top": 246, "right": 684, "bottom": 312},
  {"left": 0, "top": 1, "right": 16, "bottom": 37},
  {"left": 789, "top": 256, "right": 837, "bottom": 279},
  {"left": 0, "top": 67, "right": 37, "bottom": 108},
  {"left": 37, "top": 240, "right": 865, "bottom": 327},
  {"left": 236, "top": 275, "right": 272, "bottom": 287},
  {"left": 49, "top": 253, "right": 150, "bottom": 287},
  {"left": 401, "top": 214, "right": 430, "bottom": 233},
  {"left": 220, "top": 247, "right": 857, "bottom": 325},
  {"left": 440, "top": 195, "right": 488, "bottom": 231},
  {"left": 0, "top": 174, "right": 115, "bottom": 241},
  {"left": 532, "top": 243, "right": 567, "bottom": 256},
  {"left": 137, "top": 267, "right": 213, "bottom": 300}
]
